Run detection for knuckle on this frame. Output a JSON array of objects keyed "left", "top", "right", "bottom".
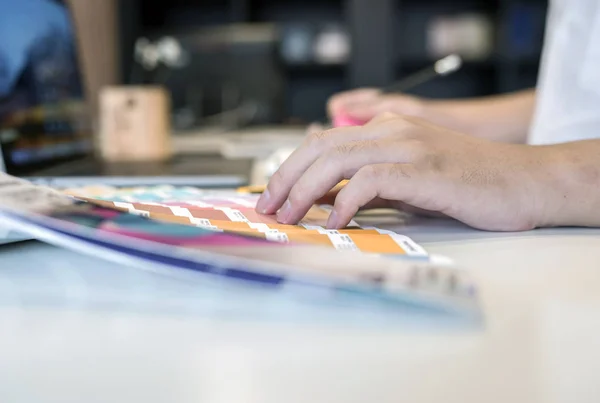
[
  {"left": 305, "top": 129, "right": 329, "bottom": 145},
  {"left": 332, "top": 193, "right": 354, "bottom": 213},
  {"left": 332, "top": 143, "right": 352, "bottom": 157},
  {"left": 381, "top": 98, "right": 403, "bottom": 112},
  {"left": 356, "top": 164, "right": 381, "bottom": 180},
  {"left": 330, "top": 141, "right": 366, "bottom": 158},
  {"left": 287, "top": 185, "right": 307, "bottom": 206},
  {"left": 389, "top": 163, "right": 415, "bottom": 180},
  {"left": 305, "top": 123, "right": 323, "bottom": 136},
  {"left": 368, "top": 112, "right": 405, "bottom": 132},
  {"left": 394, "top": 119, "right": 421, "bottom": 139},
  {"left": 266, "top": 169, "right": 288, "bottom": 194},
  {"left": 305, "top": 129, "right": 325, "bottom": 145},
  {"left": 375, "top": 111, "right": 400, "bottom": 122},
  {"left": 269, "top": 168, "right": 285, "bottom": 185},
  {"left": 395, "top": 114, "right": 415, "bottom": 127},
  {"left": 304, "top": 128, "right": 339, "bottom": 150}
]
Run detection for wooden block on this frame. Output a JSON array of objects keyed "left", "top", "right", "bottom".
[{"left": 99, "top": 86, "right": 172, "bottom": 162}]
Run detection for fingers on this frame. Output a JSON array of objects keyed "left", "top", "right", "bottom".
[
  {"left": 327, "top": 88, "right": 380, "bottom": 118},
  {"left": 340, "top": 96, "right": 397, "bottom": 121},
  {"left": 327, "top": 87, "right": 424, "bottom": 127},
  {"left": 326, "top": 163, "right": 423, "bottom": 229},
  {"left": 364, "top": 111, "right": 402, "bottom": 126},
  {"left": 256, "top": 126, "right": 360, "bottom": 214},
  {"left": 256, "top": 123, "right": 396, "bottom": 215},
  {"left": 342, "top": 95, "right": 424, "bottom": 122},
  {"left": 276, "top": 139, "right": 419, "bottom": 224},
  {"left": 316, "top": 191, "right": 390, "bottom": 210}
]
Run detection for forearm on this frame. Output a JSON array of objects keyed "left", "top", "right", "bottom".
[
  {"left": 420, "top": 89, "right": 536, "bottom": 143},
  {"left": 534, "top": 139, "right": 600, "bottom": 227}
]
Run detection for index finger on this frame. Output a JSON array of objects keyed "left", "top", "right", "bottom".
[
  {"left": 255, "top": 126, "right": 362, "bottom": 214},
  {"left": 256, "top": 120, "right": 397, "bottom": 215}
]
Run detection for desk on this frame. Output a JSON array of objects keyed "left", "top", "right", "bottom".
[{"left": 2, "top": 218, "right": 600, "bottom": 403}]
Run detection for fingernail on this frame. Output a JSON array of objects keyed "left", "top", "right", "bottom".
[
  {"left": 326, "top": 209, "right": 340, "bottom": 229},
  {"left": 277, "top": 200, "right": 292, "bottom": 223},
  {"left": 256, "top": 189, "right": 271, "bottom": 214}
]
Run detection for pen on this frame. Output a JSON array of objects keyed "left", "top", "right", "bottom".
[{"left": 383, "top": 53, "right": 463, "bottom": 93}]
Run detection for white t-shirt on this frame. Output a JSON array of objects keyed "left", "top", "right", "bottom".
[{"left": 528, "top": 0, "right": 600, "bottom": 145}]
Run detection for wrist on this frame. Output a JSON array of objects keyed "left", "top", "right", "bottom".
[
  {"left": 527, "top": 143, "right": 600, "bottom": 228},
  {"left": 516, "top": 145, "right": 561, "bottom": 228},
  {"left": 491, "top": 144, "right": 555, "bottom": 230}
]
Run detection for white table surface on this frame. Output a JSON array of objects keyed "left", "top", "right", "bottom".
[{"left": 2, "top": 215, "right": 600, "bottom": 403}]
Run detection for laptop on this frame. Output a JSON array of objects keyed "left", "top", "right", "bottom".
[
  {"left": 0, "top": 0, "right": 253, "bottom": 244},
  {"left": 0, "top": 0, "right": 249, "bottom": 190}
]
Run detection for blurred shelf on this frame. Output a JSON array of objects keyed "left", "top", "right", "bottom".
[
  {"left": 284, "top": 63, "right": 345, "bottom": 73},
  {"left": 119, "top": 0, "right": 548, "bottom": 122}
]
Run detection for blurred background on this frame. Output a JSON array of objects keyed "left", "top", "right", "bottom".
[{"left": 71, "top": 0, "right": 548, "bottom": 131}]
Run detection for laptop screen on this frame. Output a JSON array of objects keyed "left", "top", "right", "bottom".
[{"left": 0, "top": 0, "right": 92, "bottom": 177}]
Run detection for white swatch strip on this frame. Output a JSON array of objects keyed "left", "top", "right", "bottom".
[
  {"left": 265, "top": 232, "right": 289, "bottom": 243},
  {"left": 168, "top": 205, "right": 194, "bottom": 218},
  {"left": 326, "top": 233, "right": 359, "bottom": 251},
  {"left": 214, "top": 207, "right": 250, "bottom": 222},
  {"left": 113, "top": 202, "right": 150, "bottom": 217},
  {"left": 390, "top": 235, "right": 428, "bottom": 256}
]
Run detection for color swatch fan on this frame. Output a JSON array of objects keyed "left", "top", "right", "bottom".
[
  {"left": 0, "top": 175, "right": 483, "bottom": 324},
  {"left": 66, "top": 185, "right": 430, "bottom": 258}
]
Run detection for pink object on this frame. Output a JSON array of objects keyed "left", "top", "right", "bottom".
[{"left": 332, "top": 113, "right": 365, "bottom": 127}]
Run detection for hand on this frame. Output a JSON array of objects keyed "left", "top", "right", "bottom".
[
  {"left": 328, "top": 88, "right": 426, "bottom": 125},
  {"left": 256, "top": 113, "right": 552, "bottom": 232},
  {"left": 304, "top": 122, "right": 444, "bottom": 216}
]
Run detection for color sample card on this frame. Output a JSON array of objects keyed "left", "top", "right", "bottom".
[{"left": 66, "top": 186, "right": 428, "bottom": 258}]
